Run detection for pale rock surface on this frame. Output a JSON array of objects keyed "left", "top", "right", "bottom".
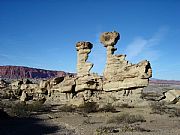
[
  {"left": 11, "top": 80, "right": 23, "bottom": 90},
  {"left": 76, "top": 42, "right": 93, "bottom": 76},
  {"left": 6, "top": 31, "right": 153, "bottom": 107},
  {"left": 163, "top": 89, "right": 180, "bottom": 104},
  {"left": 75, "top": 73, "right": 103, "bottom": 92},
  {"left": 52, "top": 76, "right": 76, "bottom": 93},
  {"left": 20, "top": 91, "right": 27, "bottom": 101},
  {"left": 45, "top": 31, "right": 152, "bottom": 107},
  {"left": 100, "top": 31, "right": 152, "bottom": 91},
  {"left": 0, "top": 79, "right": 8, "bottom": 88}
]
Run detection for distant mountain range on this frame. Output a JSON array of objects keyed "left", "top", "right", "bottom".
[
  {"left": 0, "top": 66, "right": 73, "bottom": 79},
  {"left": 149, "top": 78, "right": 180, "bottom": 85},
  {"left": 0, "top": 66, "right": 180, "bottom": 85}
]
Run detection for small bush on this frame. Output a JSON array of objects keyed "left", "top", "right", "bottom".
[
  {"left": 78, "top": 101, "right": 99, "bottom": 113},
  {"left": 107, "top": 113, "right": 146, "bottom": 124},
  {"left": 59, "top": 105, "right": 76, "bottom": 112},
  {"left": 150, "top": 101, "right": 167, "bottom": 115},
  {"left": 150, "top": 101, "right": 180, "bottom": 117},
  {"left": 121, "top": 124, "right": 151, "bottom": 132},
  {"left": 174, "top": 108, "right": 180, "bottom": 117},
  {"left": 11, "top": 102, "right": 29, "bottom": 117},
  {"left": 168, "top": 108, "right": 180, "bottom": 117},
  {"left": 98, "top": 103, "right": 117, "bottom": 112},
  {"left": 26, "top": 101, "right": 46, "bottom": 112},
  {"left": 82, "top": 116, "right": 94, "bottom": 124},
  {"left": 120, "top": 103, "right": 134, "bottom": 108},
  {"left": 96, "top": 126, "right": 119, "bottom": 135},
  {"left": 10, "top": 101, "right": 46, "bottom": 117}
]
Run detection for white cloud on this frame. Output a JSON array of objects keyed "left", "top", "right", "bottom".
[
  {"left": 125, "top": 37, "right": 148, "bottom": 60},
  {"left": 88, "top": 27, "right": 169, "bottom": 75},
  {"left": 124, "top": 27, "right": 169, "bottom": 63}
]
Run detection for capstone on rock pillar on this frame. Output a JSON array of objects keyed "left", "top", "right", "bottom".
[{"left": 76, "top": 41, "right": 93, "bottom": 76}]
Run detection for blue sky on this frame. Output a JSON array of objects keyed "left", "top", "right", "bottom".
[{"left": 0, "top": 0, "right": 180, "bottom": 80}]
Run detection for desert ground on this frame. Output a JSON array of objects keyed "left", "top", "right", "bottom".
[{"left": 0, "top": 83, "right": 180, "bottom": 135}]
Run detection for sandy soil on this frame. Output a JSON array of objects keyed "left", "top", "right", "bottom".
[{"left": 41, "top": 106, "right": 180, "bottom": 135}]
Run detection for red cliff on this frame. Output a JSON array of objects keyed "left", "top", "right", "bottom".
[{"left": 0, "top": 66, "right": 71, "bottom": 79}]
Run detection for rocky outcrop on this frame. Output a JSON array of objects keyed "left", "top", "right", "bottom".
[
  {"left": 100, "top": 31, "right": 152, "bottom": 91},
  {"left": 46, "top": 31, "right": 152, "bottom": 106},
  {"left": 163, "top": 89, "right": 180, "bottom": 104},
  {"left": 0, "top": 66, "right": 71, "bottom": 79},
  {"left": 0, "top": 79, "right": 8, "bottom": 88},
  {"left": 76, "top": 42, "right": 93, "bottom": 76},
  {"left": 1, "top": 31, "right": 153, "bottom": 107}
]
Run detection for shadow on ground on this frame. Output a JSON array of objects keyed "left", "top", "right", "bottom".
[{"left": 0, "top": 116, "right": 60, "bottom": 135}]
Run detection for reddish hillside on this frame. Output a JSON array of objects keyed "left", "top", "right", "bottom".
[
  {"left": 150, "top": 79, "right": 180, "bottom": 85},
  {"left": 0, "top": 66, "right": 72, "bottom": 79}
]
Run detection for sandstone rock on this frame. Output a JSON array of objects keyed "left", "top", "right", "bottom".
[
  {"left": 52, "top": 76, "right": 76, "bottom": 93},
  {"left": 0, "top": 79, "right": 8, "bottom": 88},
  {"left": 100, "top": 31, "right": 120, "bottom": 47},
  {"left": 76, "top": 42, "right": 93, "bottom": 76},
  {"left": 100, "top": 31, "right": 152, "bottom": 91},
  {"left": 50, "top": 77, "right": 64, "bottom": 85},
  {"left": 14, "top": 31, "right": 152, "bottom": 108},
  {"left": 163, "top": 89, "right": 180, "bottom": 104},
  {"left": 20, "top": 84, "right": 38, "bottom": 91},
  {"left": 75, "top": 73, "right": 103, "bottom": 92},
  {"left": 20, "top": 91, "right": 27, "bottom": 101},
  {"left": 39, "top": 80, "right": 50, "bottom": 90},
  {"left": 11, "top": 80, "right": 23, "bottom": 90}
]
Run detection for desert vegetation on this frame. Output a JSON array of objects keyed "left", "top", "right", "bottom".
[{"left": 106, "top": 113, "right": 146, "bottom": 124}]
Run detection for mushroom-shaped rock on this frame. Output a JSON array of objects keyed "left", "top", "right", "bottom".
[
  {"left": 76, "top": 41, "right": 93, "bottom": 51},
  {"left": 76, "top": 41, "right": 94, "bottom": 76},
  {"left": 100, "top": 31, "right": 152, "bottom": 91},
  {"left": 100, "top": 31, "right": 120, "bottom": 47}
]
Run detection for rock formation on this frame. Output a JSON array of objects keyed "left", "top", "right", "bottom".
[
  {"left": 0, "top": 31, "right": 153, "bottom": 107},
  {"left": 45, "top": 31, "right": 152, "bottom": 106},
  {"left": 20, "top": 91, "right": 27, "bottom": 101},
  {"left": 0, "top": 79, "right": 8, "bottom": 88},
  {"left": 0, "top": 66, "right": 71, "bottom": 79},
  {"left": 100, "top": 31, "right": 152, "bottom": 91},
  {"left": 163, "top": 89, "right": 180, "bottom": 104},
  {"left": 76, "top": 42, "right": 93, "bottom": 76}
]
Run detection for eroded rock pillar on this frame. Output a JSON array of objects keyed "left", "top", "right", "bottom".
[
  {"left": 76, "top": 42, "right": 93, "bottom": 76},
  {"left": 100, "top": 31, "right": 152, "bottom": 91}
]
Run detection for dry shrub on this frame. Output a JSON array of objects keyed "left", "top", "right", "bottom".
[
  {"left": 169, "top": 108, "right": 180, "bottom": 117},
  {"left": 150, "top": 101, "right": 180, "bottom": 117},
  {"left": 120, "top": 103, "right": 134, "bottom": 108},
  {"left": 10, "top": 101, "right": 47, "bottom": 117},
  {"left": 107, "top": 113, "right": 146, "bottom": 124},
  {"left": 121, "top": 124, "right": 151, "bottom": 132},
  {"left": 150, "top": 101, "right": 167, "bottom": 115},
  {"left": 78, "top": 101, "right": 99, "bottom": 113},
  {"left": 59, "top": 105, "right": 76, "bottom": 112},
  {"left": 98, "top": 103, "right": 117, "bottom": 112},
  {"left": 95, "top": 126, "right": 119, "bottom": 134}
]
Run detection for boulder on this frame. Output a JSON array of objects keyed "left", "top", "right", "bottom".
[
  {"left": 20, "top": 91, "right": 27, "bottom": 101},
  {"left": 163, "top": 89, "right": 180, "bottom": 104},
  {"left": 0, "top": 79, "right": 8, "bottom": 88},
  {"left": 52, "top": 76, "right": 76, "bottom": 93}
]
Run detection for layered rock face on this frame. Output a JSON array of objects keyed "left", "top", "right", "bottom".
[
  {"left": 46, "top": 31, "right": 152, "bottom": 106},
  {"left": 76, "top": 42, "right": 93, "bottom": 76},
  {"left": 100, "top": 31, "right": 152, "bottom": 91},
  {"left": 0, "top": 66, "right": 69, "bottom": 79}
]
